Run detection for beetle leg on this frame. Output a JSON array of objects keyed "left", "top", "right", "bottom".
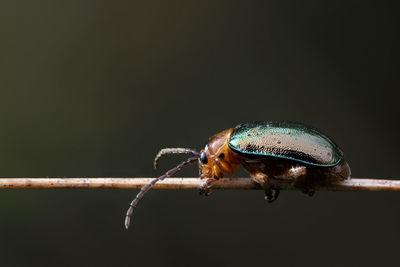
[
  {"left": 272, "top": 189, "right": 280, "bottom": 200},
  {"left": 294, "top": 183, "right": 315, "bottom": 197},
  {"left": 295, "top": 178, "right": 315, "bottom": 196},
  {"left": 251, "top": 173, "right": 278, "bottom": 203},
  {"left": 274, "top": 165, "right": 313, "bottom": 195},
  {"left": 275, "top": 166, "right": 307, "bottom": 180},
  {"left": 199, "top": 178, "right": 217, "bottom": 196},
  {"left": 281, "top": 166, "right": 315, "bottom": 197}
]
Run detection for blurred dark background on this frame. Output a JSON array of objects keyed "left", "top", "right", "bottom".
[{"left": 0, "top": 1, "right": 398, "bottom": 266}]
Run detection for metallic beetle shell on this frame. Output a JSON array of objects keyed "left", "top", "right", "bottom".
[{"left": 228, "top": 122, "right": 343, "bottom": 167}]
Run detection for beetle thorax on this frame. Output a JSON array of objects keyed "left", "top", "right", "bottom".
[{"left": 199, "top": 128, "right": 240, "bottom": 179}]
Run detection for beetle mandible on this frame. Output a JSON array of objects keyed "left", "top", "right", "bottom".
[{"left": 125, "top": 121, "right": 351, "bottom": 229}]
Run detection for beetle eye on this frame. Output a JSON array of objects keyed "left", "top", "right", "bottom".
[
  {"left": 200, "top": 152, "right": 208, "bottom": 164},
  {"left": 218, "top": 153, "right": 225, "bottom": 159}
]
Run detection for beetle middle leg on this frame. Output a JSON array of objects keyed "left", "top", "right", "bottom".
[{"left": 251, "top": 173, "right": 279, "bottom": 203}]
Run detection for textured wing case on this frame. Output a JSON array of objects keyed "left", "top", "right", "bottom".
[{"left": 228, "top": 122, "right": 342, "bottom": 166}]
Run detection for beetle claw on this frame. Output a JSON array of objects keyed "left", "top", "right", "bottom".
[
  {"left": 272, "top": 189, "right": 280, "bottom": 201},
  {"left": 307, "top": 190, "right": 315, "bottom": 197},
  {"left": 199, "top": 178, "right": 215, "bottom": 196},
  {"left": 294, "top": 179, "right": 316, "bottom": 197},
  {"left": 199, "top": 185, "right": 207, "bottom": 195},
  {"left": 199, "top": 186, "right": 212, "bottom": 196}
]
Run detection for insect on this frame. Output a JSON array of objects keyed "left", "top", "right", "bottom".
[{"left": 124, "top": 121, "right": 351, "bottom": 229}]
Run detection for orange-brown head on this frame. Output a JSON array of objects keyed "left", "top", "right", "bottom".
[
  {"left": 199, "top": 128, "right": 241, "bottom": 179},
  {"left": 124, "top": 128, "right": 243, "bottom": 229}
]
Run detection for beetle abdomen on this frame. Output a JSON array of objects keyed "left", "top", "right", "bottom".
[{"left": 228, "top": 122, "right": 343, "bottom": 166}]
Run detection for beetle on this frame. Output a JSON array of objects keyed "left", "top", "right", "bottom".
[{"left": 125, "top": 121, "right": 351, "bottom": 229}]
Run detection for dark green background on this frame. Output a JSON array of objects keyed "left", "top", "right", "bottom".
[{"left": 1, "top": 1, "right": 398, "bottom": 266}]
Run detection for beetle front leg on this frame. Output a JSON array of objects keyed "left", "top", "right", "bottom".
[
  {"left": 251, "top": 173, "right": 279, "bottom": 203},
  {"left": 199, "top": 178, "right": 217, "bottom": 196}
]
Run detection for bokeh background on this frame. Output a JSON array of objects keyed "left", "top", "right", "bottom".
[{"left": 1, "top": 1, "right": 398, "bottom": 266}]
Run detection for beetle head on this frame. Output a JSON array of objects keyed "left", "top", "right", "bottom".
[{"left": 199, "top": 128, "right": 240, "bottom": 179}]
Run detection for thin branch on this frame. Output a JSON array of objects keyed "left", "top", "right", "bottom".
[{"left": 1, "top": 177, "right": 400, "bottom": 191}]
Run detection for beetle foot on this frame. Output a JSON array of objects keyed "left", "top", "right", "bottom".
[
  {"left": 199, "top": 185, "right": 211, "bottom": 196},
  {"left": 199, "top": 178, "right": 216, "bottom": 196},
  {"left": 304, "top": 189, "right": 315, "bottom": 197},
  {"left": 265, "top": 189, "right": 280, "bottom": 203},
  {"left": 263, "top": 186, "right": 280, "bottom": 203},
  {"left": 295, "top": 183, "right": 315, "bottom": 197},
  {"left": 272, "top": 189, "right": 280, "bottom": 201}
]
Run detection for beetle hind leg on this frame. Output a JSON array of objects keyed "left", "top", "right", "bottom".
[
  {"left": 289, "top": 166, "right": 315, "bottom": 197},
  {"left": 251, "top": 173, "right": 279, "bottom": 203},
  {"left": 263, "top": 184, "right": 280, "bottom": 203},
  {"left": 275, "top": 166, "right": 315, "bottom": 197},
  {"left": 271, "top": 189, "right": 280, "bottom": 202}
]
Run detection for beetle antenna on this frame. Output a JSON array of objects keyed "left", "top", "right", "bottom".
[
  {"left": 125, "top": 156, "right": 199, "bottom": 229},
  {"left": 154, "top": 148, "right": 200, "bottom": 169}
]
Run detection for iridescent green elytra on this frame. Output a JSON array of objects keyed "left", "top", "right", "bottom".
[{"left": 228, "top": 122, "right": 342, "bottom": 166}]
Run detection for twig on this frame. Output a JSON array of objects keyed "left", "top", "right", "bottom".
[{"left": 1, "top": 177, "right": 400, "bottom": 191}]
